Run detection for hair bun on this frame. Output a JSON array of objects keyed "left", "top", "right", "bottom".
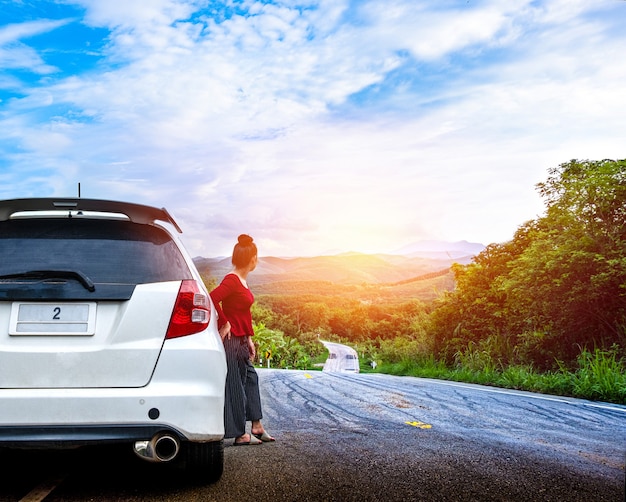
[{"left": 238, "top": 234, "right": 254, "bottom": 246}]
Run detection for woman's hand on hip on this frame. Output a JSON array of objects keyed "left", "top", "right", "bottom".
[
  {"left": 248, "top": 337, "right": 256, "bottom": 361},
  {"left": 219, "top": 322, "right": 231, "bottom": 340}
]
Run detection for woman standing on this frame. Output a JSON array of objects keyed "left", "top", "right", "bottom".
[{"left": 210, "top": 234, "right": 275, "bottom": 446}]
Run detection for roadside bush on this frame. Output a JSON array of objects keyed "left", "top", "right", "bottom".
[{"left": 567, "top": 346, "right": 626, "bottom": 402}]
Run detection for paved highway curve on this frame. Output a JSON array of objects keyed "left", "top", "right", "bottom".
[{"left": 1, "top": 369, "right": 624, "bottom": 501}]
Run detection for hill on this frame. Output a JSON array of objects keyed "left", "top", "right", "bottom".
[
  {"left": 194, "top": 252, "right": 472, "bottom": 286},
  {"left": 392, "top": 239, "right": 485, "bottom": 259},
  {"left": 193, "top": 240, "right": 482, "bottom": 301}
]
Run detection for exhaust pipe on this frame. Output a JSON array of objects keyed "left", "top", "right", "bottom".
[{"left": 133, "top": 433, "right": 180, "bottom": 463}]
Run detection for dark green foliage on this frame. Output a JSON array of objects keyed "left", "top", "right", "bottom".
[{"left": 429, "top": 159, "right": 626, "bottom": 369}]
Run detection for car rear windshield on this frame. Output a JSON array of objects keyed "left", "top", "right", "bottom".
[{"left": 0, "top": 219, "right": 192, "bottom": 285}]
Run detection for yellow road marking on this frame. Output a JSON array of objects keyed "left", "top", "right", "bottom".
[{"left": 405, "top": 420, "right": 432, "bottom": 429}]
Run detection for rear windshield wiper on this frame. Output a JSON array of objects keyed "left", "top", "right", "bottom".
[{"left": 0, "top": 270, "right": 96, "bottom": 292}]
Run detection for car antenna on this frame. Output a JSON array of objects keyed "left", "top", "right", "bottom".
[{"left": 78, "top": 182, "right": 81, "bottom": 198}]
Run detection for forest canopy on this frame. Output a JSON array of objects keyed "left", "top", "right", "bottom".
[{"left": 428, "top": 158, "right": 625, "bottom": 369}]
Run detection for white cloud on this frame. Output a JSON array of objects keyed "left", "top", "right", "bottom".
[
  {"left": 0, "top": 18, "right": 71, "bottom": 45},
  {"left": 69, "top": 0, "right": 198, "bottom": 30},
  {"left": 356, "top": 0, "right": 521, "bottom": 60},
  {"left": 1, "top": 0, "right": 625, "bottom": 256},
  {"left": 0, "top": 19, "right": 71, "bottom": 74}
]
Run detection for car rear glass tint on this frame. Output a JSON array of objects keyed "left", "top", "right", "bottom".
[{"left": 0, "top": 219, "right": 192, "bottom": 284}]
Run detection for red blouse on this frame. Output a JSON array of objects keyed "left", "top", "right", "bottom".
[{"left": 209, "top": 273, "right": 254, "bottom": 337}]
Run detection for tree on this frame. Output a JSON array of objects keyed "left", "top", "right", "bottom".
[
  {"left": 505, "top": 159, "right": 626, "bottom": 364},
  {"left": 429, "top": 159, "right": 626, "bottom": 369}
]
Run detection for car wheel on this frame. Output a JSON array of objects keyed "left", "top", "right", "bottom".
[{"left": 182, "top": 440, "right": 224, "bottom": 484}]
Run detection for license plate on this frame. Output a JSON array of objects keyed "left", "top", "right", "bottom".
[{"left": 9, "top": 302, "right": 96, "bottom": 336}]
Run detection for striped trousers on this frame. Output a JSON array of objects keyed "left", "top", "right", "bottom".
[{"left": 222, "top": 335, "right": 263, "bottom": 438}]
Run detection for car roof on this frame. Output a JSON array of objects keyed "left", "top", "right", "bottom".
[{"left": 0, "top": 198, "right": 182, "bottom": 233}]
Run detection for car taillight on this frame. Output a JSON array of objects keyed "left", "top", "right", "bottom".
[{"left": 165, "top": 280, "right": 211, "bottom": 339}]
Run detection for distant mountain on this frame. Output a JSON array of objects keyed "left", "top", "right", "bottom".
[
  {"left": 193, "top": 240, "right": 484, "bottom": 287},
  {"left": 391, "top": 240, "right": 485, "bottom": 259}
]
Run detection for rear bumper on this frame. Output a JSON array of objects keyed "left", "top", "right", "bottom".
[
  {"left": 0, "top": 383, "right": 225, "bottom": 446},
  {"left": 0, "top": 335, "right": 227, "bottom": 446},
  {"left": 0, "top": 423, "right": 190, "bottom": 448}
]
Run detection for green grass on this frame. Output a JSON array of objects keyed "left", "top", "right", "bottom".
[
  {"left": 370, "top": 348, "right": 626, "bottom": 405},
  {"left": 567, "top": 347, "right": 626, "bottom": 402}
]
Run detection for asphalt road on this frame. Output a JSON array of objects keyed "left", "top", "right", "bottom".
[{"left": 1, "top": 369, "right": 624, "bottom": 502}]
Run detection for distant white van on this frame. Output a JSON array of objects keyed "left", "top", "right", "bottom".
[
  {"left": 321, "top": 341, "right": 359, "bottom": 373},
  {"left": 342, "top": 353, "right": 360, "bottom": 373}
]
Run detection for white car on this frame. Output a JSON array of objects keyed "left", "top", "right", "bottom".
[{"left": 0, "top": 198, "right": 227, "bottom": 483}]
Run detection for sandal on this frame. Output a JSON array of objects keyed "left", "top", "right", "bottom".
[
  {"left": 252, "top": 431, "right": 276, "bottom": 442},
  {"left": 234, "top": 434, "right": 262, "bottom": 446}
]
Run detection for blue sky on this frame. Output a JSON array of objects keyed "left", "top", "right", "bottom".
[{"left": 1, "top": 0, "right": 625, "bottom": 257}]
